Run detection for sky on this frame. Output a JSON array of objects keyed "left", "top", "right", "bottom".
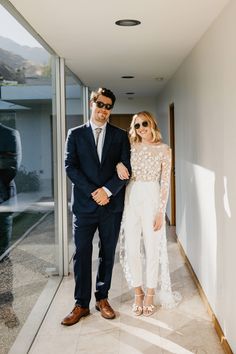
[{"left": 0, "top": 5, "right": 41, "bottom": 48}]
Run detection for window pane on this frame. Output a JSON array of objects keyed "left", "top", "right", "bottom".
[
  {"left": 0, "top": 6, "right": 60, "bottom": 353},
  {"left": 65, "top": 68, "right": 84, "bottom": 260}
]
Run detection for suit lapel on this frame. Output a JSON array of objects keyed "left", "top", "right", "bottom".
[
  {"left": 84, "top": 122, "right": 100, "bottom": 164},
  {"left": 101, "top": 123, "right": 113, "bottom": 165}
]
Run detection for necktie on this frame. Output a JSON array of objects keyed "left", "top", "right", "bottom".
[{"left": 95, "top": 128, "right": 102, "bottom": 146}]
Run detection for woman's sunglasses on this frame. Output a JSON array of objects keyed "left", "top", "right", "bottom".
[
  {"left": 95, "top": 101, "right": 113, "bottom": 110},
  {"left": 134, "top": 121, "right": 149, "bottom": 129}
]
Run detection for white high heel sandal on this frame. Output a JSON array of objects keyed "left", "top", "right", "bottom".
[
  {"left": 132, "top": 292, "right": 144, "bottom": 316},
  {"left": 143, "top": 294, "right": 155, "bottom": 316}
]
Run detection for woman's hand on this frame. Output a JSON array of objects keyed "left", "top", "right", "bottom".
[
  {"left": 153, "top": 212, "right": 164, "bottom": 231},
  {"left": 116, "top": 162, "right": 130, "bottom": 180}
]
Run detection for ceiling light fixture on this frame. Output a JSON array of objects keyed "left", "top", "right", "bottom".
[
  {"left": 121, "top": 75, "right": 134, "bottom": 79},
  {"left": 155, "top": 77, "right": 164, "bottom": 81},
  {"left": 115, "top": 19, "right": 141, "bottom": 27}
]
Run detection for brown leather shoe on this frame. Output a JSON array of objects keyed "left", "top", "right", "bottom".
[
  {"left": 61, "top": 305, "right": 90, "bottom": 326},
  {"left": 95, "top": 299, "right": 116, "bottom": 319}
]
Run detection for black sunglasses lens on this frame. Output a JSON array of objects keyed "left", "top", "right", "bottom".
[
  {"left": 96, "top": 101, "right": 104, "bottom": 108},
  {"left": 134, "top": 121, "right": 148, "bottom": 129},
  {"left": 96, "top": 101, "right": 112, "bottom": 110}
]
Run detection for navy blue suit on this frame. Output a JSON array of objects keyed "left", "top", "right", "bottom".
[
  {"left": 65, "top": 121, "right": 131, "bottom": 307},
  {"left": 0, "top": 123, "right": 22, "bottom": 256}
]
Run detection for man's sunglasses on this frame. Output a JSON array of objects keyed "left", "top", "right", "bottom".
[
  {"left": 134, "top": 121, "right": 149, "bottom": 129},
  {"left": 95, "top": 101, "right": 113, "bottom": 110}
]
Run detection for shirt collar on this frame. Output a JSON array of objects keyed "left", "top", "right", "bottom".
[{"left": 90, "top": 120, "right": 107, "bottom": 131}]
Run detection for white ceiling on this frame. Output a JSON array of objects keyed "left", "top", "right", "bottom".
[{"left": 8, "top": 0, "right": 229, "bottom": 98}]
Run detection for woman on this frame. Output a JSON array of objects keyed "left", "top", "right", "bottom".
[{"left": 117, "top": 111, "right": 180, "bottom": 316}]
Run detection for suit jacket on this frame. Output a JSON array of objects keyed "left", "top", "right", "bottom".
[
  {"left": 65, "top": 121, "right": 131, "bottom": 215},
  {"left": 0, "top": 123, "right": 22, "bottom": 203}
]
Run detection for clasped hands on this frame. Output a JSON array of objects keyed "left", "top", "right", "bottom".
[
  {"left": 91, "top": 188, "right": 110, "bottom": 206},
  {"left": 91, "top": 162, "right": 130, "bottom": 206}
]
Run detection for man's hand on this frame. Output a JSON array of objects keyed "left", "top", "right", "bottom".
[{"left": 91, "top": 188, "right": 110, "bottom": 206}]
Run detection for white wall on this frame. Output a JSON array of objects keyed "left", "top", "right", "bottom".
[
  {"left": 155, "top": 0, "right": 236, "bottom": 351},
  {"left": 113, "top": 97, "right": 158, "bottom": 116}
]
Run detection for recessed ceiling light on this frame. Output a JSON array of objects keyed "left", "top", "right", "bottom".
[
  {"left": 121, "top": 75, "right": 134, "bottom": 79},
  {"left": 115, "top": 19, "right": 141, "bottom": 27},
  {"left": 126, "top": 92, "right": 135, "bottom": 95},
  {"left": 155, "top": 77, "right": 164, "bottom": 81}
]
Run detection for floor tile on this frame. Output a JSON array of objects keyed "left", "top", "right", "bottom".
[{"left": 28, "top": 226, "right": 224, "bottom": 354}]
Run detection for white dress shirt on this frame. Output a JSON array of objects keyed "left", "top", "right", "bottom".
[
  {"left": 90, "top": 120, "right": 112, "bottom": 197},
  {"left": 90, "top": 120, "right": 106, "bottom": 162}
]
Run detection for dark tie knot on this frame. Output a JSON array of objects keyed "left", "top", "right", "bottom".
[{"left": 95, "top": 128, "right": 102, "bottom": 146}]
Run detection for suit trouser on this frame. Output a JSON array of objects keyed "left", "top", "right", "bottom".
[
  {"left": 124, "top": 181, "right": 161, "bottom": 289},
  {"left": 73, "top": 208, "right": 122, "bottom": 308}
]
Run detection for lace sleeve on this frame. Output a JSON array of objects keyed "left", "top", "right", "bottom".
[{"left": 158, "top": 146, "right": 171, "bottom": 214}]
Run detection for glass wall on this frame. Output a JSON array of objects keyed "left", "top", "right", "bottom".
[
  {"left": 65, "top": 68, "right": 84, "bottom": 260},
  {"left": 0, "top": 5, "right": 61, "bottom": 353}
]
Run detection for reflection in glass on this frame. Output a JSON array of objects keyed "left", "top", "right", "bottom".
[
  {"left": 65, "top": 68, "right": 84, "bottom": 260},
  {"left": 0, "top": 5, "right": 59, "bottom": 353},
  {"left": 0, "top": 123, "right": 22, "bottom": 256}
]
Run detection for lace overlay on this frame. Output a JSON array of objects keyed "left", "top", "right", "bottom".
[
  {"left": 130, "top": 143, "right": 171, "bottom": 213},
  {"left": 120, "top": 143, "right": 181, "bottom": 308}
]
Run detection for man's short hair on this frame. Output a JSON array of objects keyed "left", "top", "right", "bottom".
[{"left": 90, "top": 88, "right": 116, "bottom": 106}]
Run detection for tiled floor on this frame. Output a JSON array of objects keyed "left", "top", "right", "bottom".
[
  {"left": 0, "top": 212, "right": 56, "bottom": 354},
  {"left": 29, "top": 227, "right": 224, "bottom": 354}
]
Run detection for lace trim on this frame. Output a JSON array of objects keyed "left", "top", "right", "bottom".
[{"left": 119, "top": 219, "right": 181, "bottom": 309}]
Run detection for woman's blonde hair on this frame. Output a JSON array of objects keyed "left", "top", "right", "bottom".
[{"left": 129, "top": 111, "right": 162, "bottom": 144}]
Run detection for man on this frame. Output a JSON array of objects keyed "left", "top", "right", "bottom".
[
  {"left": 0, "top": 123, "right": 21, "bottom": 329},
  {"left": 62, "top": 88, "right": 131, "bottom": 326},
  {"left": 0, "top": 123, "right": 22, "bottom": 257}
]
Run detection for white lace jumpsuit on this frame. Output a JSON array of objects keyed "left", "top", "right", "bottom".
[{"left": 122, "top": 143, "right": 171, "bottom": 289}]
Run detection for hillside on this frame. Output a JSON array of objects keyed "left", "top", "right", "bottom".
[
  {"left": 0, "top": 47, "right": 50, "bottom": 83},
  {"left": 0, "top": 36, "right": 49, "bottom": 65},
  {"left": 0, "top": 47, "right": 27, "bottom": 83}
]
